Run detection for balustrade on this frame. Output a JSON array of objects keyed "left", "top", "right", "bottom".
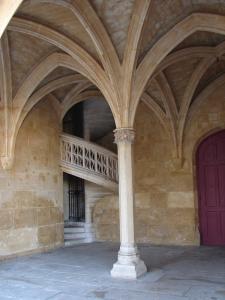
[{"left": 60, "top": 133, "right": 118, "bottom": 183}]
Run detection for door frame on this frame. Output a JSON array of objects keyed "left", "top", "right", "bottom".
[{"left": 195, "top": 128, "right": 225, "bottom": 245}]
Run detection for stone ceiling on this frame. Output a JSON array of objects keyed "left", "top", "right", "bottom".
[
  {"left": 7, "top": 1, "right": 224, "bottom": 100},
  {"left": 7, "top": 1, "right": 225, "bottom": 100},
  {"left": 1, "top": 0, "right": 225, "bottom": 164},
  {"left": 139, "top": 0, "right": 225, "bottom": 62}
]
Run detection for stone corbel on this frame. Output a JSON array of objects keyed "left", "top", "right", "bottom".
[
  {"left": 1, "top": 154, "right": 14, "bottom": 170},
  {"left": 171, "top": 157, "right": 184, "bottom": 170},
  {"left": 0, "top": 125, "right": 15, "bottom": 170}
]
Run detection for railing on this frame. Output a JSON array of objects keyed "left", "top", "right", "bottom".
[
  {"left": 60, "top": 133, "right": 118, "bottom": 183},
  {"left": 68, "top": 175, "right": 85, "bottom": 222}
]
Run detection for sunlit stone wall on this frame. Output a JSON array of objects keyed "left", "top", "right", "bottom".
[
  {"left": 0, "top": 97, "right": 63, "bottom": 257},
  {"left": 93, "top": 85, "right": 225, "bottom": 245}
]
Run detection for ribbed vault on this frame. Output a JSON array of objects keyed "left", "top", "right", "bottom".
[{"left": 1, "top": 0, "right": 225, "bottom": 169}]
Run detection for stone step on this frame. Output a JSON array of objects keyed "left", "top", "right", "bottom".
[
  {"left": 64, "top": 232, "right": 86, "bottom": 240},
  {"left": 89, "top": 197, "right": 111, "bottom": 202},
  {"left": 64, "top": 222, "right": 95, "bottom": 245},
  {"left": 86, "top": 193, "right": 113, "bottom": 198},
  {"left": 64, "top": 221, "right": 85, "bottom": 227},
  {"left": 64, "top": 239, "right": 88, "bottom": 247},
  {"left": 64, "top": 227, "right": 85, "bottom": 234}
]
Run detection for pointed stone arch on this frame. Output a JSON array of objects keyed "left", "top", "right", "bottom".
[
  {"left": 0, "top": 0, "right": 23, "bottom": 37},
  {"left": 21, "top": 0, "right": 121, "bottom": 92},
  {"left": 2, "top": 52, "right": 119, "bottom": 169},
  {"left": 131, "top": 13, "right": 225, "bottom": 127},
  {"left": 61, "top": 90, "right": 103, "bottom": 121}
]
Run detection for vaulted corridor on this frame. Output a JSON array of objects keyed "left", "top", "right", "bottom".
[{"left": 1, "top": 0, "right": 225, "bottom": 297}]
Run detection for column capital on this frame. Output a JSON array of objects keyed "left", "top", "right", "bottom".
[{"left": 114, "top": 128, "right": 135, "bottom": 144}]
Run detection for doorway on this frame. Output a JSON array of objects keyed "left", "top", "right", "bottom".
[
  {"left": 197, "top": 130, "right": 225, "bottom": 246},
  {"left": 63, "top": 173, "right": 85, "bottom": 223}
]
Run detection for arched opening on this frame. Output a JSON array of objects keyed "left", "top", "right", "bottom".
[
  {"left": 62, "top": 98, "right": 117, "bottom": 245},
  {"left": 197, "top": 130, "right": 225, "bottom": 246},
  {"left": 131, "top": 27, "right": 225, "bottom": 246}
]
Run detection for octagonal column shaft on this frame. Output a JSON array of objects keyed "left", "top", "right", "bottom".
[{"left": 111, "top": 128, "right": 147, "bottom": 279}]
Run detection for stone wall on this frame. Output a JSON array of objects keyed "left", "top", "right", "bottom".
[
  {"left": 0, "top": 97, "right": 63, "bottom": 257},
  {"left": 85, "top": 181, "right": 114, "bottom": 241},
  {"left": 93, "top": 194, "right": 119, "bottom": 241},
  {"left": 93, "top": 85, "right": 225, "bottom": 246}
]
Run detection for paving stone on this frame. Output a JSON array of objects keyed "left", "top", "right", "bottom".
[{"left": 0, "top": 242, "right": 224, "bottom": 300}]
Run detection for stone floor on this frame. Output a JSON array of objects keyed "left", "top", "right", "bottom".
[{"left": 0, "top": 242, "right": 224, "bottom": 300}]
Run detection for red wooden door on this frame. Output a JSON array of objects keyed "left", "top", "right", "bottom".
[{"left": 197, "top": 130, "right": 225, "bottom": 246}]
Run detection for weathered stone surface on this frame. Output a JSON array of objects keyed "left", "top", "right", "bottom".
[
  {"left": 167, "top": 192, "right": 194, "bottom": 208},
  {"left": 55, "top": 223, "right": 64, "bottom": 244},
  {"left": 38, "top": 225, "right": 57, "bottom": 246},
  {"left": 37, "top": 208, "right": 51, "bottom": 226},
  {"left": 0, "top": 228, "right": 38, "bottom": 256},
  {"left": 0, "top": 98, "right": 63, "bottom": 256},
  {"left": 93, "top": 86, "right": 225, "bottom": 245},
  {"left": 15, "top": 191, "right": 35, "bottom": 208},
  {"left": 0, "top": 210, "right": 13, "bottom": 229},
  {"left": 50, "top": 207, "right": 64, "bottom": 224},
  {"left": 14, "top": 208, "right": 37, "bottom": 228}
]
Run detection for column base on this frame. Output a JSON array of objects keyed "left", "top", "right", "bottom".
[
  {"left": 111, "top": 258, "right": 147, "bottom": 279},
  {"left": 111, "top": 246, "right": 147, "bottom": 279}
]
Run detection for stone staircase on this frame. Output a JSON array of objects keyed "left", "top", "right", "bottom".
[
  {"left": 64, "top": 222, "right": 87, "bottom": 246},
  {"left": 64, "top": 184, "right": 115, "bottom": 246},
  {"left": 61, "top": 133, "right": 118, "bottom": 246},
  {"left": 60, "top": 133, "right": 118, "bottom": 192}
]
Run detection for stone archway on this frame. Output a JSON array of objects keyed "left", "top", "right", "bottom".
[{"left": 0, "top": 0, "right": 23, "bottom": 37}]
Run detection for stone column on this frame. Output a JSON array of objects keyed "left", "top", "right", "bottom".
[{"left": 111, "top": 128, "right": 147, "bottom": 279}]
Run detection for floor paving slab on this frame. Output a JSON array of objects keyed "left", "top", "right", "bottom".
[{"left": 0, "top": 242, "right": 224, "bottom": 300}]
